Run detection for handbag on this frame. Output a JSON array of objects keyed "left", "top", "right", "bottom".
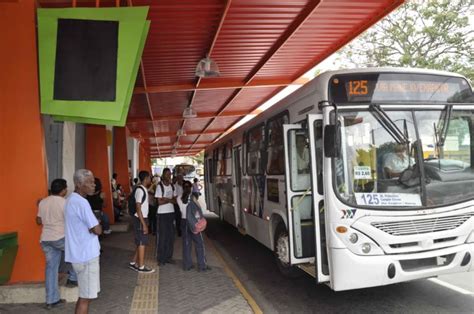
[{"left": 193, "top": 217, "right": 207, "bottom": 234}]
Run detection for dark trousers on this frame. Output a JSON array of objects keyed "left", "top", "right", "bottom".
[
  {"left": 182, "top": 219, "right": 206, "bottom": 270},
  {"left": 148, "top": 204, "right": 158, "bottom": 234},
  {"left": 174, "top": 204, "right": 182, "bottom": 236},
  {"left": 157, "top": 213, "right": 175, "bottom": 263}
]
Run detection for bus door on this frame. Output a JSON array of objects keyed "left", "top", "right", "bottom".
[
  {"left": 307, "top": 114, "right": 330, "bottom": 283},
  {"left": 232, "top": 146, "right": 243, "bottom": 228},
  {"left": 283, "top": 124, "right": 315, "bottom": 265}
]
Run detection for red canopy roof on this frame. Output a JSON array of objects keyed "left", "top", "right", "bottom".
[{"left": 39, "top": 0, "right": 404, "bottom": 158}]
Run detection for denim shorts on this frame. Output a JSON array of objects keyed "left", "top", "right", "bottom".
[
  {"left": 133, "top": 216, "right": 149, "bottom": 246},
  {"left": 72, "top": 256, "right": 100, "bottom": 299}
]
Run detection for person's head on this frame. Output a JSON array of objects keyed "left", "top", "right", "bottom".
[
  {"left": 139, "top": 170, "right": 151, "bottom": 187},
  {"left": 112, "top": 173, "right": 117, "bottom": 180},
  {"left": 162, "top": 168, "right": 171, "bottom": 182},
  {"left": 176, "top": 174, "right": 184, "bottom": 185},
  {"left": 94, "top": 177, "right": 102, "bottom": 193},
  {"left": 193, "top": 178, "right": 199, "bottom": 183},
  {"left": 133, "top": 178, "right": 139, "bottom": 184},
  {"left": 394, "top": 144, "right": 407, "bottom": 156},
  {"left": 73, "top": 169, "right": 95, "bottom": 196},
  {"left": 296, "top": 135, "right": 306, "bottom": 152},
  {"left": 182, "top": 180, "right": 193, "bottom": 201},
  {"left": 50, "top": 178, "right": 67, "bottom": 197}
]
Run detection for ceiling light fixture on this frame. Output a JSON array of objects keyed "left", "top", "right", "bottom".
[
  {"left": 183, "top": 106, "right": 197, "bottom": 119},
  {"left": 195, "top": 54, "right": 220, "bottom": 78},
  {"left": 177, "top": 128, "right": 187, "bottom": 136}
]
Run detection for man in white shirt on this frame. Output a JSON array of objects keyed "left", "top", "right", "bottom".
[
  {"left": 128, "top": 170, "right": 154, "bottom": 273},
  {"left": 65, "top": 169, "right": 102, "bottom": 314},
  {"left": 383, "top": 144, "right": 412, "bottom": 178},
  {"left": 155, "top": 168, "right": 177, "bottom": 266},
  {"left": 36, "top": 178, "right": 77, "bottom": 309}
]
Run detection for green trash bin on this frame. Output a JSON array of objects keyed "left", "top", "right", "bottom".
[{"left": 0, "top": 232, "right": 19, "bottom": 285}]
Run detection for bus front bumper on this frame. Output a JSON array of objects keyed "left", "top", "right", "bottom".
[{"left": 329, "top": 243, "right": 473, "bottom": 291}]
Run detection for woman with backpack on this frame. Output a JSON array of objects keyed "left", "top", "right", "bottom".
[
  {"left": 177, "top": 180, "right": 210, "bottom": 272},
  {"left": 86, "top": 177, "right": 112, "bottom": 235}
]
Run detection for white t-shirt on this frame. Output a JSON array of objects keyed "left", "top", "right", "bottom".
[
  {"left": 176, "top": 196, "right": 189, "bottom": 218},
  {"left": 134, "top": 185, "right": 149, "bottom": 218},
  {"left": 37, "top": 195, "right": 66, "bottom": 242},
  {"left": 175, "top": 183, "right": 183, "bottom": 198},
  {"left": 155, "top": 183, "right": 176, "bottom": 214}
]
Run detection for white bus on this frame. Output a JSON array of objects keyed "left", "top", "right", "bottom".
[
  {"left": 173, "top": 163, "right": 199, "bottom": 182},
  {"left": 204, "top": 67, "right": 474, "bottom": 291}
]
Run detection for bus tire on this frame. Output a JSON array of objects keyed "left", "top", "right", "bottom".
[{"left": 274, "top": 224, "right": 302, "bottom": 278}]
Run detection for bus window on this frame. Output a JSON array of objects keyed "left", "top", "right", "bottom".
[
  {"left": 289, "top": 130, "right": 311, "bottom": 191},
  {"left": 314, "top": 120, "right": 324, "bottom": 195},
  {"left": 224, "top": 141, "right": 232, "bottom": 176},
  {"left": 266, "top": 112, "right": 288, "bottom": 175},
  {"left": 217, "top": 145, "right": 224, "bottom": 175},
  {"left": 247, "top": 124, "right": 265, "bottom": 175}
]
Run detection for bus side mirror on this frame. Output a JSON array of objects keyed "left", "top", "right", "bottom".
[{"left": 324, "top": 123, "right": 341, "bottom": 158}]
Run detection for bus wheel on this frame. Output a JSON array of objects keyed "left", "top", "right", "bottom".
[{"left": 274, "top": 225, "right": 302, "bottom": 278}]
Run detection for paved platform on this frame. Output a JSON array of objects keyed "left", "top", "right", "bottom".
[{"left": 0, "top": 215, "right": 254, "bottom": 314}]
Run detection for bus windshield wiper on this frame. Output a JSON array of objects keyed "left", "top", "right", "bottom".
[
  {"left": 369, "top": 104, "right": 410, "bottom": 145},
  {"left": 436, "top": 104, "right": 453, "bottom": 147}
]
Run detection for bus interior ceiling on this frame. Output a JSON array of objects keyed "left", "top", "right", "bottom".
[{"left": 38, "top": 0, "right": 405, "bottom": 157}]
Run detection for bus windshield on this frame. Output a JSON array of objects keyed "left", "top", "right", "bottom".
[
  {"left": 174, "top": 164, "right": 196, "bottom": 178},
  {"left": 333, "top": 108, "right": 474, "bottom": 209}
]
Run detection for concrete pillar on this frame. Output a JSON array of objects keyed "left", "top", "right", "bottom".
[
  {"left": 85, "top": 125, "right": 114, "bottom": 224},
  {"left": 0, "top": 0, "right": 48, "bottom": 283},
  {"left": 113, "top": 127, "right": 131, "bottom": 194}
]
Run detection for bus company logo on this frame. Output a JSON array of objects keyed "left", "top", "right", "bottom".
[{"left": 341, "top": 209, "right": 357, "bottom": 219}]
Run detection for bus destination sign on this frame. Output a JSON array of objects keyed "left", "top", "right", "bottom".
[{"left": 329, "top": 73, "right": 472, "bottom": 104}]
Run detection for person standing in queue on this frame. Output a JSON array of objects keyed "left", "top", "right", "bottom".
[
  {"left": 65, "top": 169, "right": 102, "bottom": 314},
  {"left": 155, "top": 168, "right": 177, "bottom": 266},
  {"left": 128, "top": 170, "right": 155, "bottom": 273}
]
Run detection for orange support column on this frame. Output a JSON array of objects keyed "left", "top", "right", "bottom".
[
  {"left": 85, "top": 125, "right": 114, "bottom": 224},
  {"left": 113, "top": 127, "right": 130, "bottom": 195},
  {"left": 0, "top": 1, "right": 48, "bottom": 283},
  {"left": 139, "top": 144, "right": 152, "bottom": 173}
]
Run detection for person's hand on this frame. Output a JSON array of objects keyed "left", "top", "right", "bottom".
[{"left": 142, "top": 224, "right": 149, "bottom": 235}]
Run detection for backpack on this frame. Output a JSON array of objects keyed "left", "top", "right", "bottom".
[
  {"left": 157, "top": 182, "right": 174, "bottom": 196},
  {"left": 128, "top": 186, "right": 146, "bottom": 216}
]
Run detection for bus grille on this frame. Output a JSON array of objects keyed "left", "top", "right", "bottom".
[{"left": 371, "top": 213, "right": 473, "bottom": 236}]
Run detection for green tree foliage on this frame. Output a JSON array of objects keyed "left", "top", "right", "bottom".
[{"left": 336, "top": 0, "right": 473, "bottom": 82}]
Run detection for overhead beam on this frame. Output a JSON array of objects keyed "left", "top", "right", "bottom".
[
  {"left": 127, "top": 110, "right": 249, "bottom": 124},
  {"left": 139, "top": 129, "right": 226, "bottom": 139},
  {"left": 186, "top": 0, "right": 322, "bottom": 154},
  {"left": 132, "top": 78, "right": 304, "bottom": 94}
]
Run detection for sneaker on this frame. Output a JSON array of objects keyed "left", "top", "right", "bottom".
[
  {"left": 128, "top": 262, "right": 138, "bottom": 271},
  {"left": 137, "top": 266, "right": 155, "bottom": 273},
  {"left": 66, "top": 279, "right": 78, "bottom": 287},
  {"left": 103, "top": 229, "right": 112, "bottom": 235},
  {"left": 198, "top": 266, "right": 212, "bottom": 272},
  {"left": 45, "top": 299, "right": 65, "bottom": 309},
  {"left": 166, "top": 259, "right": 176, "bottom": 265}
]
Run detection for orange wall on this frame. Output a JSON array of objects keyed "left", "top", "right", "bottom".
[
  {"left": 0, "top": 0, "right": 48, "bottom": 283},
  {"left": 85, "top": 125, "right": 114, "bottom": 224},
  {"left": 113, "top": 127, "right": 130, "bottom": 194}
]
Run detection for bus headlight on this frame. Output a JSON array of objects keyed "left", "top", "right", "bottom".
[
  {"left": 349, "top": 233, "right": 358, "bottom": 243},
  {"left": 361, "top": 243, "right": 371, "bottom": 254},
  {"left": 467, "top": 231, "right": 474, "bottom": 243},
  {"left": 336, "top": 227, "right": 384, "bottom": 256}
]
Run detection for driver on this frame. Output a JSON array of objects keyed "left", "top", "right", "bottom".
[{"left": 383, "top": 144, "right": 412, "bottom": 179}]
